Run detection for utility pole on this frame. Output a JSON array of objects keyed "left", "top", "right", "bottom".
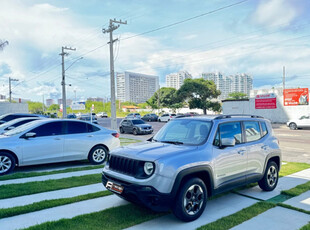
[
  {"left": 283, "top": 66, "right": 286, "bottom": 90},
  {"left": 103, "top": 19, "right": 127, "bottom": 130},
  {"left": 60, "top": 46, "right": 76, "bottom": 118},
  {"left": 9, "top": 77, "right": 18, "bottom": 103},
  {"left": 42, "top": 95, "right": 45, "bottom": 113}
]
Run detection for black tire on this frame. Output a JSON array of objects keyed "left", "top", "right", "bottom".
[
  {"left": 258, "top": 161, "right": 279, "bottom": 191},
  {"left": 88, "top": 146, "right": 108, "bottom": 165},
  {"left": 0, "top": 152, "right": 16, "bottom": 176},
  {"left": 289, "top": 122, "right": 297, "bottom": 130},
  {"left": 133, "top": 129, "right": 138, "bottom": 135},
  {"left": 172, "top": 178, "right": 207, "bottom": 222},
  {"left": 120, "top": 127, "right": 125, "bottom": 134},
  {"left": 148, "top": 119, "right": 151, "bottom": 122},
  {"left": 158, "top": 119, "right": 161, "bottom": 122}
]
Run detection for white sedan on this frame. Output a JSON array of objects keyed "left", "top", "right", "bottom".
[
  {"left": 287, "top": 115, "right": 310, "bottom": 130},
  {"left": 0, "top": 119, "right": 120, "bottom": 175},
  {"left": 158, "top": 113, "right": 176, "bottom": 122},
  {"left": 0, "top": 117, "right": 42, "bottom": 134}
]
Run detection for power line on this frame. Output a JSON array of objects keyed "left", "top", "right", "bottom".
[{"left": 120, "top": 0, "right": 250, "bottom": 41}]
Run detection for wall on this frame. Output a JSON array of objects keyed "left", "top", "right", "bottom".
[
  {"left": 0, "top": 102, "right": 29, "bottom": 115},
  {"left": 223, "top": 88, "right": 310, "bottom": 123}
]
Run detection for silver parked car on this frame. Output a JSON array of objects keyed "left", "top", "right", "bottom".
[
  {"left": 0, "top": 119, "right": 120, "bottom": 175},
  {"left": 102, "top": 114, "right": 281, "bottom": 222},
  {"left": 0, "top": 117, "right": 43, "bottom": 134}
]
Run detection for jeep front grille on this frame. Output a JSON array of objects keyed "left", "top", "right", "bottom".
[{"left": 109, "top": 155, "right": 140, "bottom": 177}]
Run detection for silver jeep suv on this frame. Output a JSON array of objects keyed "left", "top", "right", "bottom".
[{"left": 102, "top": 114, "right": 281, "bottom": 222}]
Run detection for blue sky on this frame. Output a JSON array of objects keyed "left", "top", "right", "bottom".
[{"left": 0, "top": 0, "right": 310, "bottom": 102}]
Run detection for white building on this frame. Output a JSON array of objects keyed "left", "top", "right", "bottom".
[
  {"left": 116, "top": 71, "right": 159, "bottom": 104},
  {"left": 46, "top": 99, "right": 54, "bottom": 107},
  {"left": 201, "top": 72, "right": 253, "bottom": 100},
  {"left": 166, "top": 71, "right": 192, "bottom": 90}
]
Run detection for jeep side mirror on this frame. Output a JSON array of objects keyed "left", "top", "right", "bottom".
[{"left": 221, "top": 137, "right": 235, "bottom": 148}]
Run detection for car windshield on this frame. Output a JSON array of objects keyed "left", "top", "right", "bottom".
[
  {"left": 132, "top": 119, "right": 145, "bottom": 124},
  {"left": 4, "top": 120, "right": 42, "bottom": 136},
  {"left": 153, "top": 119, "right": 212, "bottom": 145}
]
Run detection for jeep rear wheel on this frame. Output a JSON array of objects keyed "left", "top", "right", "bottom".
[
  {"left": 172, "top": 178, "right": 207, "bottom": 222},
  {"left": 258, "top": 161, "right": 279, "bottom": 191}
]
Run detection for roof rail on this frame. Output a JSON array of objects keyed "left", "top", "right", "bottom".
[{"left": 214, "top": 114, "right": 264, "bottom": 120}]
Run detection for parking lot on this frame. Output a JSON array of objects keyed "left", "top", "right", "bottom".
[
  {"left": 98, "top": 117, "right": 310, "bottom": 164},
  {"left": 0, "top": 116, "right": 309, "bottom": 230}
]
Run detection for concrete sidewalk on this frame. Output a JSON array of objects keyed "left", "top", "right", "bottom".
[
  {"left": 0, "top": 195, "right": 127, "bottom": 230},
  {"left": 0, "top": 168, "right": 102, "bottom": 186},
  {"left": 231, "top": 206, "right": 310, "bottom": 230},
  {"left": 0, "top": 183, "right": 105, "bottom": 209},
  {"left": 126, "top": 193, "right": 257, "bottom": 230}
]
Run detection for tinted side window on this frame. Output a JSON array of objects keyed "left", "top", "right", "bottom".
[
  {"left": 244, "top": 121, "right": 261, "bottom": 142},
  {"left": 219, "top": 122, "right": 242, "bottom": 144},
  {"left": 260, "top": 122, "right": 268, "bottom": 137},
  {"left": 213, "top": 131, "right": 220, "bottom": 146},
  {"left": 2, "top": 115, "right": 17, "bottom": 122},
  {"left": 87, "top": 124, "right": 100, "bottom": 132},
  {"left": 30, "top": 121, "right": 63, "bottom": 137},
  {"left": 67, "top": 121, "right": 87, "bottom": 134}
]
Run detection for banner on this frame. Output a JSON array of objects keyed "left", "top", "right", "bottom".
[
  {"left": 255, "top": 93, "right": 277, "bottom": 109},
  {"left": 283, "top": 88, "right": 309, "bottom": 106}
]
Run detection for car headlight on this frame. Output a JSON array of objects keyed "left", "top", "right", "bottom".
[{"left": 144, "top": 162, "right": 154, "bottom": 176}]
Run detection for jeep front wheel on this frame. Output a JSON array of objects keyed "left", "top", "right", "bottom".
[
  {"left": 172, "top": 178, "right": 207, "bottom": 222},
  {"left": 258, "top": 161, "right": 279, "bottom": 191}
]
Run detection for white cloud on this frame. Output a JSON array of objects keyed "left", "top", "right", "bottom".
[{"left": 252, "top": 0, "right": 299, "bottom": 27}]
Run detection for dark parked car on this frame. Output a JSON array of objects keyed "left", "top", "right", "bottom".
[
  {"left": 0, "top": 113, "right": 47, "bottom": 124},
  {"left": 119, "top": 118, "right": 153, "bottom": 135},
  {"left": 142, "top": 113, "right": 158, "bottom": 122},
  {"left": 67, "top": 114, "right": 77, "bottom": 119},
  {"left": 78, "top": 114, "right": 98, "bottom": 124}
]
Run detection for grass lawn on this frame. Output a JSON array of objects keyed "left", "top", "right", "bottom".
[
  {"left": 0, "top": 174, "right": 101, "bottom": 199},
  {"left": 279, "top": 162, "right": 310, "bottom": 177},
  {"left": 197, "top": 202, "right": 276, "bottom": 230},
  {"left": 25, "top": 204, "right": 166, "bottom": 230},
  {"left": 0, "top": 190, "right": 111, "bottom": 219}
]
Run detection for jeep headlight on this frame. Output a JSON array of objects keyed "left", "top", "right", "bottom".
[{"left": 144, "top": 162, "right": 154, "bottom": 176}]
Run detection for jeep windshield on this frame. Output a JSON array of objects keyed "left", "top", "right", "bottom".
[{"left": 153, "top": 119, "right": 212, "bottom": 145}]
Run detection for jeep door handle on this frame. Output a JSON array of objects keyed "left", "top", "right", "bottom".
[
  {"left": 238, "top": 150, "right": 246, "bottom": 155},
  {"left": 87, "top": 135, "right": 93, "bottom": 137},
  {"left": 54, "top": 137, "right": 61, "bottom": 140}
]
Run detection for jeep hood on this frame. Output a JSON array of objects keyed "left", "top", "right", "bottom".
[{"left": 111, "top": 141, "right": 197, "bottom": 161}]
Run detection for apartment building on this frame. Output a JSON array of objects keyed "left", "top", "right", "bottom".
[
  {"left": 116, "top": 71, "right": 159, "bottom": 103},
  {"left": 166, "top": 71, "right": 192, "bottom": 89}
]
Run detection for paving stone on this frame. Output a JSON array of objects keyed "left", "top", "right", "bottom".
[
  {"left": 230, "top": 206, "right": 310, "bottom": 230},
  {"left": 284, "top": 190, "right": 310, "bottom": 211},
  {"left": 238, "top": 168, "right": 310, "bottom": 200},
  {"left": 0, "top": 168, "right": 102, "bottom": 186},
  {"left": 0, "top": 183, "right": 105, "bottom": 209},
  {"left": 126, "top": 193, "right": 257, "bottom": 230},
  {"left": 0, "top": 195, "right": 127, "bottom": 230}
]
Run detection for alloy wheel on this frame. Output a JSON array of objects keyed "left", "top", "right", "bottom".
[
  {"left": 92, "top": 148, "right": 106, "bottom": 163},
  {"left": 0, "top": 156, "right": 12, "bottom": 174},
  {"left": 183, "top": 184, "right": 204, "bottom": 215},
  {"left": 267, "top": 165, "right": 277, "bottom": 187}
]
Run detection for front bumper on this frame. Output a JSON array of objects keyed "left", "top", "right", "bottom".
[
  {"left": 138, "top": 129, "right": 153, "bottom": 134},
  {"left": 102, "top": 173, "right": 172, "bottom": 212}
]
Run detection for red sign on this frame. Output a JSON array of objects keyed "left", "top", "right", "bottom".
[
  {"left": 255, "top": 98, "right": 277, "bottom": 109},
  {"left": 283, "top": 88, "right": 309, "bottom": 106}
]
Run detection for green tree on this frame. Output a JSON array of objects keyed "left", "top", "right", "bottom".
[
  {"left": 178, "top": 78, "right": 221, "bottom": 114},
  {"left": 227, "top": 92, "right": 248, "bottom": 100},
  {"left": 27, "top": 101, "right": 45, "bottom": 114},
  {"left": 48, "top": 104, "right": 60, "bottom": 111},
  {"left": 147, "top": 87, "right": 183, "bottom": 110}
]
